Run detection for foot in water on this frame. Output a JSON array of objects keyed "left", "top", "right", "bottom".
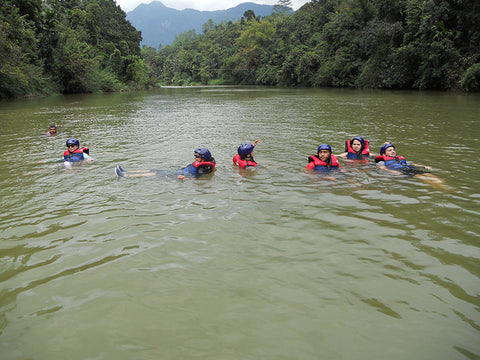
[{"left": 115, "top": 165, "right": 126, "bottom": 177}]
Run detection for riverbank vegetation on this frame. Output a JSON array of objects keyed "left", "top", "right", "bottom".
[
  {"left": 1, "top": 0, "right": 145, "bottom": 98},
  {"left": 1, "top": 0, "right": 479, "bottom": 99}
]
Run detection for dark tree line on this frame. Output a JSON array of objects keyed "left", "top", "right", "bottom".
[{"left": 1, "top": 0, "right": 479, "bottom": 99}]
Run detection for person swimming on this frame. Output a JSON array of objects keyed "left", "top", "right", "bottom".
[
  {"left": 233, "top": 139, "right": 260, "bottom": 169},
  {"left": 337, "top": 136, "right": 371, "bottom": 160},
  {"left": 115, "top": 148, "right": 215, "bottom": 180},
  {"left": 375, "top": 142, "right": 448, "bottom": 190},
  {"left": 375, "top": 142, "right": 429, "bottom": 175},
  {"left": 45, "top": 125, "right": 58, "bottom": 136},
  {"left": 63, "top": 138, "right": 92, "bottom": 162},
  {"left": 305, "top": 144, "right": 341, "bottom": 171}
]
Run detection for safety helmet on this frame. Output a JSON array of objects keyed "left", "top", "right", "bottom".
[
  {"left": 380, "top": 143, "right": 395, "bottom": 155},
  {"left": 194, "top": 148, "right": 212, "bottom": 161},
  {"left": 66, "top": 138, "right": 80, "bottom": 147},
  {"left": 237, "top": 143, "right": 255, "bottom": 159},
  {"left": 351, "top": 136, "right": 365, "bottom": 145},
  {"left": 317, "top": 144, "right": 332, "bottom": 153}
]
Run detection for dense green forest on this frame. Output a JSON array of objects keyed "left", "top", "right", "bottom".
[
  {"left": 1, "top": 0, "right": 145, "bottom": 98},
  {"left": 1, "top": 0, "right": 479, "bottom": 99}
]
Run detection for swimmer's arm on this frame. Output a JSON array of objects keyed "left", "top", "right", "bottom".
[
  {"left": 408, "top": 162, "right": 431, "bottom": 171},
  {"left": 304, "top": 161, "right": 315, "bottom": 171},
  {"left": 336, "top": 152, "right": 348, "bottom": 158},
  {"left": 376, "top": 162, "right": 402, "bottom": 174},
  {"left": 38, "top": 158, "right": 64, "bottom": 164}
]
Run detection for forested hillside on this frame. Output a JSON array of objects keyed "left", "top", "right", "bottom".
[
  {"left": 1, "top": 0, "right": 144, "bottom": 98},
  {"left": 144, "top": 0, "right": 480, "bottom": 91},
  {"left": 126, "top": 1, "right": 280, "bottom": 47},
  {"left": 1, "top": 0, "right": 479, "bottom": 99}
]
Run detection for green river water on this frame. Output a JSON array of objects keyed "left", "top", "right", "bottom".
[{"left": 0, "top": 87, "right": 479, "bottom": 359}]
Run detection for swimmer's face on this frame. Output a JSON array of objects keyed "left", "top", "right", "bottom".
[
  {"left": 49, "top": 127, "right": 57, "bottom": 134},
  {"left": 318, "top": 149, "right": 331, "bottom": 162},
  {"left": 67, "top": 144, "right": 78, "bottom": 152},
  {"left": 351, "top": 140, "right": 362, "bottom": 151},
  {"left": 384, "top": 146, "right": 396, "bottom": 157}
]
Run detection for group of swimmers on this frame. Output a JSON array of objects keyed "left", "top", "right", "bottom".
[
  {"left": 114, "top": 136, "right": 443, "bottom": 184},
  {"left": 44, "top": 126, "right": 94, "bottom": 162},
  {"left": 47, "top": 125, "right": 443, "bottom": 187},
  {"left": 305, "top": 136, "right": 433, "bottom": 174},
  {"left": 303, "top": 137, "right": 445, "bottom": 187}
]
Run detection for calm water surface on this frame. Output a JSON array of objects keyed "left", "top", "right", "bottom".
[{"left": 0, "top": 87, "right": 479, "bottom": 359}]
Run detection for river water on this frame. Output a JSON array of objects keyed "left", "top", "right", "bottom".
[{"left": 0, "top": 87, "right": 479, "bottom": 359}]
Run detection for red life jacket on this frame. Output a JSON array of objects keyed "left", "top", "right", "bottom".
[
  {"left": 193, "top": 160, "right": 215, "bottom": 171},
  {"left": 345, "top": 139, "right": 370, "bottom": 159},
  {"left": 233, "top": 154, "right": 258, "bottom": 169},
  {"left": 306, "top": 154, "right": 340, "bottom": 171},
  {"left": 179, "top": 159, "right": 216, "bottom": 177}
]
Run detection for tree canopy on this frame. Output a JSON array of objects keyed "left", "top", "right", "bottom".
[
  {"left": 1, "top": 0, "right": 479, "bottom": 99},
  {"left": 149, "top": 0, "right": 479, "bottom": 91},
  {"left": 1, "top": 0, "right": 143, "bottom": 98}
]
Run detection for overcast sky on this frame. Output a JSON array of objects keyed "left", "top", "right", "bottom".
[{"left": 116, "top": 0, "right": 311, "bottom": 12}]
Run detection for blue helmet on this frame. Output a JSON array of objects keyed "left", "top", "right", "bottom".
[
  {"left": 194, "top": 148, "right": 212, "bottom": 161},
  {"left": 317, "top": 144, "right": 332, "bottom": 153},
  {"left": 380, "top": 143, "right": 395, "bottom": 155},
  {"left": 238, "top": 143, "right": 255, "bottom": 159},
  {"left": 352, "top": 136, "right": 365, "bottom": 145},
  {"left": 66, "top": 138, "right": 80, "bottom": 147}
]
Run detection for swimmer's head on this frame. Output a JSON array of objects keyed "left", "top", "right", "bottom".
[
  {"left": 66, "top": 138, "right": 80, "bottom": 147},
  {"left": 194, "top": 148, "right": 212, "bottom": 162},
  {"left": 380, "top": 142, "right": 395, "bottom": 155},
  {"left": 237, "top": 143, "right": 255, "bottom": 159},
  {"left": 317, "top": 144, "right": 332, "bottom": 153},
  {"left": 351, "top": 136, "right": 365, "bottom": 146}
]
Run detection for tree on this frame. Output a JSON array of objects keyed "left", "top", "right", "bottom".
[{"left": 273, "top": 0, "right": 293, "bottom": 15}]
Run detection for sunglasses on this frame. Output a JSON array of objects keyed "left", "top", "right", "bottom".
[
  {"left": 194, "top": 154, "right": 203, "bottom": 159},
  {"left": 67, "top": 144, "right": 77, "bottom": 148}
]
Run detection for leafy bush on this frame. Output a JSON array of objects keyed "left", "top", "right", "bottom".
[{"left": 460, "top": 64, "right": 480, "bottom": 92}]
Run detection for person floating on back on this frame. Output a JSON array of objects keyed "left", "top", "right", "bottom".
[
  {"left": 375, "top": 142, "right": 431, "bottom": 175},
  {"left": 305, "top": 144, "right": 341, "bottom": 172},
  {"left": 337, "top": 136, "right": 372, "bottom": 160},
  {"left": 64, "top": 138, "right": 92, "bottom": 162},
  {"left": 375, "top": 142, "right": 447, "bottom": 190},
  {"left": 115, "top": 148, "right": 215, "bottom": 180},
  {"left": 233, "top": 139, "right": 260, "bottom": 169}
]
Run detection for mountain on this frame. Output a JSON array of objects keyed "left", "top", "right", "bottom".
[{"left": 126, "top": 1, "right": 278, "bottom": 48}]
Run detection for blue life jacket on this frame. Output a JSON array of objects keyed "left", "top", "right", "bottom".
[{"left": 63, "top": 148, "right": 87, "bottom": 162}]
